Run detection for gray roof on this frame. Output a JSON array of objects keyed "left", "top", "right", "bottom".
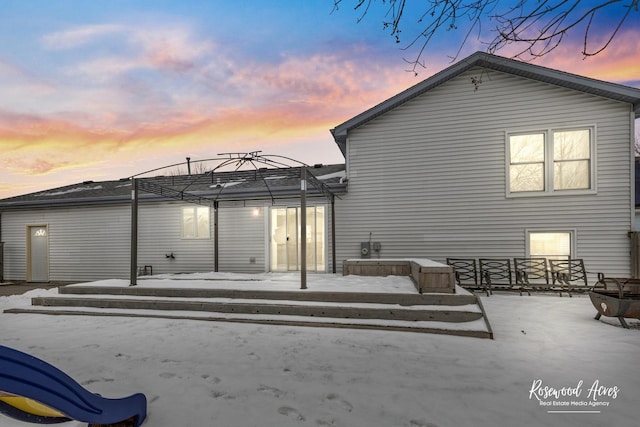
[
  {"left": 0, "top": 164, "right": 347, "bottom": 210},
  {"left": 331, "top": 51, "right": 640, "bottom": 155}
]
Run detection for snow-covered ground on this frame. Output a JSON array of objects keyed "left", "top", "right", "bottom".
[{"left": 1, "top": 273, "right": 639, "bottom": 427}]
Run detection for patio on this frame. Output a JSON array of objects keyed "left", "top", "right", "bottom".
[{"left": 3, "top": 272, "right": 492, "bottom": 339}]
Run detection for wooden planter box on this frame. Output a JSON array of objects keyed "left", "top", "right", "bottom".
[{"left": 343, "top": 259, "right": 455, "bottom": 294}]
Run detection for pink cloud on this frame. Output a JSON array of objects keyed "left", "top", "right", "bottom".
[
  {"left": 42, "top": 24, "right": 124, "bottom": 49},
  {"left": 51, "top": 23, "right": 215, "bottom": 81},
  {"left": 231, "top": 47, "right": 420, "bottom": 121},
  {"left": 4, "top": 157, "right": 70, "bottom": 175},
  {"left": 496, "top": 29, "right": 640, "bottom": 86},
  {"left": 133, "top": 27, "right": 214, "bottom": 73}
]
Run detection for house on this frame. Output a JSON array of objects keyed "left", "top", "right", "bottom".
[
  {"left": 1, "top": 51, "right": 640, "bottom": 283},
  {"left": 0, "top": 164, "right": 346, "bottom": 282},
  {"left": 331, "top": 51, "right": 640, "bottom": 279}
]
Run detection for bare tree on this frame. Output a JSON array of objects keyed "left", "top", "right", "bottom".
[
  {"left": 332, "top": 0, "right": 639, "bottom": 74},
  {"left": 169, "top": 161, "right": 210, "bottom": 176}
]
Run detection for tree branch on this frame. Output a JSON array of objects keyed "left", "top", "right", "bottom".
[{"left": 333, "top": 0, "right": 639, "bottom": 73}]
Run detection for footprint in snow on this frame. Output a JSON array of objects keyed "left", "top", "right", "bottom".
[
  {"left": 201, "top": 374, "right": 221, "bottom": 384},
  {"left": 159, "top": 372, "right": 176, "bottom": 379},
  {"left": 324, "top": 393, "right": 353, "bottom": 412},
  {"left": 278, "top": 406, "right": 306, "bottom": 421},
  {"left": 81, "top": 378, "right": 114, "bottom": 386},
  {"left": 257, "top": 384, "right": 286, "bottom": 398},
  {"left": 409, "top": 420, "right": 440, "bottom": 427},
  {"left": 82, "top": 344, "right": 100, "bottom": 349},
  {"left": 209, "top": 389, "right": 236, "bottom": 400}
]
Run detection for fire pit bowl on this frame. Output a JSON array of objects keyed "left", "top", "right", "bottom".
[{"left": 589, "top": 277, "right": 640, "bottom": 328}]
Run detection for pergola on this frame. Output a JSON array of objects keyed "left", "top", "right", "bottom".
[{"left": 128, "top": 152, "right": 342, "bottom": 289}]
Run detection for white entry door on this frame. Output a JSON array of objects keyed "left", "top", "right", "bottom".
[
  {"left": 28, "top": 225, "right": 49, "bottom": 282},
  {"left": 270, "top": 206, "right": 325, "bottom": 272}
]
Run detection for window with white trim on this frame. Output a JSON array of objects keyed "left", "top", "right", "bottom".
[
  {"left": 507, "top": 127, "right": 594, "bottom": 195},
  {"left": 182, "top": 206, "right": 210, "bottom": 239},
  {"left": 527, "top": 231, "right": 573, "bottom": 262}
]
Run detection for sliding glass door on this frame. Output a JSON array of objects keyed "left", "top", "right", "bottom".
[{"left": 270, "top": 206, "right": 325, "bottom": 272}]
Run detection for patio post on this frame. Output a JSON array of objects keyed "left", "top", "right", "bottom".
[
  {"left": 300, "top": 166, "right": 307, "bottom": 289},
  {"left": 214, "top": 201, "right": 219, "bottom": 272},
  {"left": 331, "top": 194, "right": 336, "bottom": 274},
  {"left": 130, "top": 178, "right": 138, "bottom": 286}
]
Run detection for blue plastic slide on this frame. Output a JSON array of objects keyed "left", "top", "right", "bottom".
[{"left": 0, "top": 345, "right": 146, "bottom": 426}]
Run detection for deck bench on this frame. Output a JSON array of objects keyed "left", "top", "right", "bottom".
[
  {"left": 446, "top": 257, "right": 606, "bottom": 297},
  {"left": 513, "top": 257, "right": 559, "bottom": 295},
  {"left": 479, "top": 258, "right": 527, "bottom": 296},
  {"left": 549, "top": 259, "right": 605, "bottom": 296},
  {"left": 342, "top": 259, "right": 455, "bottom": 293},
  {"left": 446, "top": 258, "right": 480, "bottom": 291}
]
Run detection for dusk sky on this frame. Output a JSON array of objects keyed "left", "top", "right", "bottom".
[{"left": 1, "top": 0, "right": 639, "bottom": 199}]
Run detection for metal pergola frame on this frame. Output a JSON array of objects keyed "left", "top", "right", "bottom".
[{"left": 129, "top": 152, "right": 341, "bottom": 289}]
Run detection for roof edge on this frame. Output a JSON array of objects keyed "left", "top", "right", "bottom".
[{"left": 331, "top": 51, "right": 640, "bottom": 150}]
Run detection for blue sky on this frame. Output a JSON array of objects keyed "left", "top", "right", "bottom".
[{"left": 1, "top": 0, "right": 638, "bottom": 198}]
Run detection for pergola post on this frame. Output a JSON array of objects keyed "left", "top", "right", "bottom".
[
  {"left": 125, "top": 154, "right": 339, "bottom": 287},
  {"left": 300, "top": 166, "right": 307, "bottom": 289},
  {"left": 331, "top": 194, "right": 336, "bottom": 274},
  {"left": 130, "top": 178, "right": 138, "bottom": 286},
  {"left": 214, "top": 201, "right": 219, "bottom": 272}
]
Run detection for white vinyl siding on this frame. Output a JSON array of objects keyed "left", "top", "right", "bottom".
[
  {"left": 1, "top": 199, "right": 334, "bottom": 281},
  {"left": 1, "top": 205, "right": 131, "bottom": 281},
  {"left": 138, "top": 202, "right": 215, "bottom": 275},
  {"left": 217, "top": 206, "right": 266, "bottom": 273},
  {"left": 336, "top": 66, "right": 634, "bottom": 279}
]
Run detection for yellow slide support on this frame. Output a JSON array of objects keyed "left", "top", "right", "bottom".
[{"left": 0, "top": 392, "right": 66, "bottom": 419}]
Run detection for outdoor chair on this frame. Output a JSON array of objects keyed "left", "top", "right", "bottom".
[
  {"left": 446, "top": 258, "right": 478, "bottom": 290},
  {"left": 513, "top": 257, "right": 557, "bottom": 295},
  {"left": 548, "top": 259, "right": 604, "bottom": 297},
  {"left": 479, "top": 258, "right": 522, "bottom": 296}
]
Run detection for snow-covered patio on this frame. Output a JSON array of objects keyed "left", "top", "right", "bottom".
[{"left": 1, "top": 273, "right": 639, "bottom": 427}]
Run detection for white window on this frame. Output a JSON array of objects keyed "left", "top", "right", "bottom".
[
  {"left": 182, "top": 206, "right": 210, "bottom": 239},
  {"left": 526, "top": 230, "right": 574, "bottom": 261},
  {"left": 507, "top": 127, "right": 594, "bottom": 195}
]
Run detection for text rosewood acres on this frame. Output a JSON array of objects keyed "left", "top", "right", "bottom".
[{"left": 529, "top": 379, "right": 620, "bottom": 407}]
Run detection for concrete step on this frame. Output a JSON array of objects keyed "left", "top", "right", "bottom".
[
  {"left": 4, "top": 285, "right": 493, "bottom": 339},
  {"left": 4, "top": 305, "right": 492, "bottom": 339},
  {"left": 58, "top": 285, "right": 478, "bottom": 306},
  {"left": 29, "top": 296, "right": 484, "bottom": 322}
]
